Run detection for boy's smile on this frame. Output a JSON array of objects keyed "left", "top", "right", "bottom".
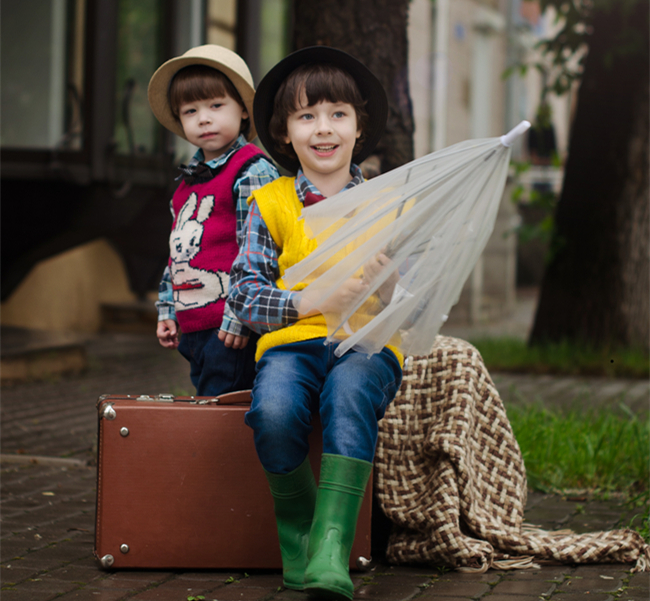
[
  {"left": 179, "top": 95, "right": 248, "bottom": 161},
  {"left": 284, "top": 94, "right": 361, "bottom": 196}
]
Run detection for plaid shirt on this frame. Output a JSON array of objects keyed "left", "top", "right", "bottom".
[
  {"left": 225, "top": 165, "right": 364, "bottom": 334},
  {"left": 156, "top": 135, "right": 279, "bottom": 335}
]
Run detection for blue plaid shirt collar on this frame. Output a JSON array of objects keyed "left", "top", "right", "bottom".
[
  {"left": 294, "top": 163, "right": 364, "bottom": 205},
  {"left": 190, "top": 134, "right": 248, "bottom": 170}
]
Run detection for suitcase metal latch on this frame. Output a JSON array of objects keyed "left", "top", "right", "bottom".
[
  {"left": 136, "top": 394, "right": 174, "bottom": 403},
  {"left": 196, "top": 398, "right": 217, "bottom": 405},
  {"left": 101, "top": 403, "right": 116, "bottom": 421},
  {"left": 99, "top": 554, "right": 114, "bottom": 568}
]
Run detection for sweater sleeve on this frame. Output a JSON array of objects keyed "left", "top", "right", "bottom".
[{"left": 226, "top": 200, "right": 300, "bottom": 334}]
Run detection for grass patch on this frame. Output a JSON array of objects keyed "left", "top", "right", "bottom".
[
  {"left": 506, "top": 402, "right": 649, "bottom": 494},
  {"left": 507, "top": 402, "right": 650, "bottom": 541},
  {"left": 471, "top": 337, "right": 649, "bottom": 378}
]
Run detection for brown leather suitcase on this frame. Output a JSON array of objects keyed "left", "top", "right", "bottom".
[{"left": 94, "top": 391, "right": 373, "bottom": 570}]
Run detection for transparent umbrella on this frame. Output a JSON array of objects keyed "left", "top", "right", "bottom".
[{"left": 283, "top": 121, "right": 531, "bottom": 358}]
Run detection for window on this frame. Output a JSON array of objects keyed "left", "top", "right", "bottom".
[
  {"left": 113, "top": 0, "right": 164, "bottom": 156},
  {"left": 1, "top": 0, "right": 86, "bottom": 150}
]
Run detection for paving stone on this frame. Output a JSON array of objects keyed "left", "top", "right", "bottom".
[
  {"left": 437, "top": 571, "right": 502, "bottom": 584},
  {"left": 272, "top": 589, "right": 307, "bottom": 600},
  {"left": 0, "top": 576, "right": 79, "bottom": 597},
  {"left": 159, "top": 576, "right": 222, "bottom": 592},
  {"left": 7, "top": 545, "right": 89, "bottom": 572},
  {"left": 0, "top": 563, "right": 42, "bottom": 585},
  {"left": 525, "top": 491, "right": 548, "bottom": 510},
  {"left": 56, "top": 587, "right": 134, "bottom": 601},
  {"left": 42, "top": 564, "right": 106, "bottom": 584},
  {"left": 522, "top": 507, "right": 573, "bottom": 528},
  {"left": 416, "top": 579, "right": 490, "bottom": 598},
  {"left": 2, "top": 495, "right": 55, "bottom": 512},
  {"left": 626, "top": 571, "right": 650, "bottom": 591},
  {"left": 570, "top": 565, "right": 630, "bottom": 581},
  {"left": 618, "top": 572, "right": 650, "bottom": 601},
  {"left": 490, "top": 578, "right": 556, "bottom": 595},
  {"left": 4, "top": 504, "right": 90, "bottom": 528},
  {"left": 1, "top": 467, "right": 92, "bottom": 495},
  {"left": 618, "top": 593, "right": 650, "bottom": 601},
  {"left": 218, "top": 573, "right": 284, "bottom": 588},
  {"left": 550, "top": 595, "right": 614, "bottom": 601},
  {"left": 566, "top": 514, "right": 625, "bottom": 533},
  {"left": 502, "top": 566, "right": 572, "bottom": 582},
  {"left": 1, "top": 539, "right": 36, "bottom": 563},
  {"left": 172, "top": 570, "right": 245, "bottom": 583},
  {"left": 563, "top": 576, "right": 625, "bottom": 593},
  {"left": 355, "top": 577, "right": 423, "bottom": 600},
  {"left": 124, "top": 577, "right": 209, "bottom": 600},
  {"left": 367, "top": 571, "right": 433, "bottom": 586},
  {"left": 371, "top": 565, "right": 430, "bottom": 577},
  {"left": 0, "top": 588, "right": 62, "bottom": 601},
  {"left": 554, "top": 570, "right": 629, "bottom": 594},
  {"left": 485, "top": 596, "right": 544, "bottom": 601},
  {"left": 54, "top": 589, "right": 130, "bottom": 600},
  {"left": 93, "top": 572, "right": 171, "bottom": 589},
  {"left": 2, "top": 525, "right": 89, "bottom": 556},
  {"left": 69, "top": 556, "right": 101, "bottom": 570},
  {"left": 195, "top": 585, "right": 274, "bottom": 600}
]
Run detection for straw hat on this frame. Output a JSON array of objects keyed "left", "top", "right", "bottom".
[
  {"left": 148, "top": 44, "right": 257, "bottom": 141},
  {"left": 254, "top": 46, "right": 388, "bottom": 173}
]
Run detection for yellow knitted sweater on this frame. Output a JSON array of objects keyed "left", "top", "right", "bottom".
[{"left": 251, "top": 177, "right": 403, "bottom": 366}]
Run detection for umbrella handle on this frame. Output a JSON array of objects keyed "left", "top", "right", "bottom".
[{"left": 500, "top": 120, "right": 531, "bottom": 147}]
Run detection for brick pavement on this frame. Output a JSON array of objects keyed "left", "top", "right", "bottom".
[{"left": 2, "top": 332, "right": 649, "bottom": 600}]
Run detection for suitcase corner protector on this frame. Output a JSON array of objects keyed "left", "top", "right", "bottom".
[{"left": 94, "top": 551, "right": 115, "bottom": 570}]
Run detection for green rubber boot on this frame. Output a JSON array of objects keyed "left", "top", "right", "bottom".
[
  {"left": 264, "top": 458, "right": 317, "bottom": 590},
  {"left": 303, "top": 454, "right": 373, "bottom": 600}
]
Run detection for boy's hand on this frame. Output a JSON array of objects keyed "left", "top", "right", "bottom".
[
  {"left": 218, "top": 330, "right": 249, "bottom": 349},
  {"left": 157, "top": 319, "right": 180, "bottom": 349},
  {"left": 363, "top": 252, "right": 400, "bottom": 305},
  {"left": 298, "top": 277, "right": 369, "bottom": 317}
]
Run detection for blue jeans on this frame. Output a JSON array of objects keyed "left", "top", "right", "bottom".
[
  {"left": 245, "top": 339, "right": 403, "bottom": 474},
  {"left": 178, "top": 328, "right": 258, "bottom": 396}
]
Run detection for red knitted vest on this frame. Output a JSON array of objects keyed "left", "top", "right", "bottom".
[{"left": 169, "top": 143, "right": 265, "bottom": 333}]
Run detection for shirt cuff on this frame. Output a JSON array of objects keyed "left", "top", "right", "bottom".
[
  {"left": 155, "top": 301, "right": 176, "bottom": 323},
  {"left": 221, "top": 304, "right": 249, "bottom": 337}
]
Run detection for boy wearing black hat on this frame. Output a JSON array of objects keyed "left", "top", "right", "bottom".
[{"left": 224, "top": 47, "right": 403, "bottom": 599}]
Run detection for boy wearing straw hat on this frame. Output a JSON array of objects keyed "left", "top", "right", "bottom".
[
  {"left": 148, "top": 45, "right": 279, "bottom": 396},
  {"left": 224, "top": 47, "right": 403, "bottom": 599}
]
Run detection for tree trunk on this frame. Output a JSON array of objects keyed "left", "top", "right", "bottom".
[
  {"left": 292, "top": 0, "right": 414, "bottom": 172},
  {"left": 530, "top": 1, "right": 649, "bottom": 351}
]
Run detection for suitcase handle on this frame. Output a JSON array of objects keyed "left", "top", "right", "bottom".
[{"left": 204, "top": 389, "right": 252, "bottom": 405}]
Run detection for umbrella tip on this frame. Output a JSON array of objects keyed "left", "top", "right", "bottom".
[{"left": 500, "top": 120, "right": 531, "bottom": 147}]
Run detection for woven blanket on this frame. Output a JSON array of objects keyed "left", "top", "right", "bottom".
[{"left": 375, "top": 336, "right": 650, "bottom": 572}]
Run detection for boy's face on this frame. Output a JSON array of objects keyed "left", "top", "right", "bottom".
[
  {"left": 283, "top": 91, "right": 361, "bottom": 184},
  {"left": 179, "top": 95, "right": 248, "bottom": 161}
]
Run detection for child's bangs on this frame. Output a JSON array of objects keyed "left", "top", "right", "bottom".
[
  {"left": 169, "top": 65, "right": 243, "bottom": 117},
  {"left": 298, "top": 65, "right": 363, "bottom": 108}
]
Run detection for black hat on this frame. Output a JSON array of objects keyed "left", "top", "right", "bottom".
[{"left": 254, "top": 46, "right": 388, "bottom": 173}]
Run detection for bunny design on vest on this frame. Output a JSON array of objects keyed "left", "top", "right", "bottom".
[
  {"left": 169, "top": 192, "right": 229, "bottom": 311},
  {"left": 168, "top": 143, "right": 267, "bottom": 334}
]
